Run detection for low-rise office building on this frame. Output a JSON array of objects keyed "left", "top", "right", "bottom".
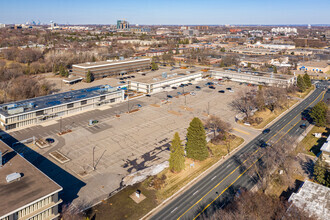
[
  {"left": 72, "top": 58, "right": 151, "bottom": 79},
  {"left": 297, "top": 61, "right": 330, "bottom": 73},
  {"left": 211, "top": 69, "right": 296, "bottom": 87},
  {"left": 0, "top": 141, "right": 62, "bottom": 220},
  {"left": 320, "top": 136, "right": 330, "bottom": 165},
  {"left": 128, "top": 71, "right": 203, "bottom": 94},
  {"left": 0, "top": 85, "right": 124, "bottom": 130}
]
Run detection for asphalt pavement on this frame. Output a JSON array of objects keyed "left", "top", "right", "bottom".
[{"left": 150, "top": 81, "right": 329, "bottom": 220}]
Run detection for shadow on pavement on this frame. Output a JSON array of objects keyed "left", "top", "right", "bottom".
[{"left": 0, "top": 131, "right": 86, "bottom": 204}]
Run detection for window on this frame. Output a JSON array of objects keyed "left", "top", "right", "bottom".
[
  {"left": 67, "top": 103, "right": 74, "bottom": 108},
  {"left": 110, "top": 98, "right": 115, "bottom": 103},
  {"left": 7, "top": 123, "right": 16, "bottom": 130},
  {"left": 81, "top": 100, "right": 87, "bottom": 105},
  {"left": 36, "top": 110, "right": 44, "bottom": 116},
  {"left": 100, "top": 96, "right": 106, "bottom": 101}
]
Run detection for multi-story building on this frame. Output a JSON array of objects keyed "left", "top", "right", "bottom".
[
  {"left": 297, "top": 61, "right": 330, "bottom": 73},
  {"left": 117, "top": 20, "right": 129, "bottom": 30},
  {"left": 271, "top": 27, "right": 297, "bottom": 34},
  {"left": 0, "top": 141, "right": 62, "bottom": 220},
  {"left": 211, "top": 69, "right": 296, "bottom": 87},
  {"left": 320, "top": 136, "right": 330, "bottom": 165},
  {"left": 0, "top": 85, "right": 124, "bottom": 130},
  {"left": 72, "top": 58, "right": 151, "bottom": 79},
  {"left": 0, "top": 23, "right": 5, "bottom": 28}
]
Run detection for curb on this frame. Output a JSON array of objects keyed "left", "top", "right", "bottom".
[{"left": 140, "top": 139, "right": 246, "bottom": 220}]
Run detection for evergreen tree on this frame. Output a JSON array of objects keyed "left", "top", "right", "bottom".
[
  {"left": 314, "top": 158, "right": 327, "bottom": 185},
  {"left": 296, "top": 75, "right": 306, "bottom": 92},
  {"left": 303, "top": 73, "right": 312, "bottom": 88},
  {"left": 186, "top": 117, "right": 209, "bottom": 161},
  {"left": 169, "top": 132, "right": 185, "bottom": 172},
  {"left": 273, "top": 66, "right": 277, "bottom": 73},
  {"left": 310, "top": 101, "right": 327, "bottom": 127},
  {"left": 86, "top": 70, "right": 93, "bottom": 83}
]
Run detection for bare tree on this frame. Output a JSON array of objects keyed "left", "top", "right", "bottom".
[
  {"left": 205, "top": 115, "right": 231, "bottom": 139},
  {"left": 230, "top": 91, "right": 257, "bottom": 120}
]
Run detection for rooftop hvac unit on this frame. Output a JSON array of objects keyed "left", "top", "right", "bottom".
[
  {"left": 6, "top": 172, "right": 22, "bottom": 183},
  {"left": 8, "top": 107, "right": 24, "bottom": 115}
]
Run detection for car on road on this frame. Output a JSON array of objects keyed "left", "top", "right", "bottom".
[
  {"left": 209, "top": 86, "right": 216, "bottom": 89},
  {"left": 195, "top": 86, "right": 201, "bottom": 89},
  {"left": 300, "top": 124, "right": 307, "bottom": 129},
  {"left": 172, "top": 86, "right": 177, "bottom": 89},
  {"left": 45, "top": 138, "right": 55, "bottom": 144},
  {"left": 262, "top": 128, "right": 270, "bottom": 134},
  {"left": 167, "top": 95, "right": 173, "bottom": 98},
  {"left": 260, "top": 141, "right": 269, "bottom": 148},
  {"left": 218, "top": 90, "right": 225, "bottom": 93}
]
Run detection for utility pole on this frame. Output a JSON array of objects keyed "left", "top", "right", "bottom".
[
  {"left": 183, "top": 87, "right": 187, "bottom": 108},
  {"left": 207, "top": 101, "right": 210, "bottom": 115},
  {"left": 92, "top": 146, "right": 96, "bottom": 170},
  {"left": 127, "top": 93, "right": 129, "bottom": 112},
  {"left": 59, "top": 117, "right": 62, "bottom": 134}
]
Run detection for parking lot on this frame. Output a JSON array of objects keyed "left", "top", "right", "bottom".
[{"left": 4, "top": 78, "right": 260, "bottom": 206}]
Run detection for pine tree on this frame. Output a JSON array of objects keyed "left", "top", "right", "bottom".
[
  {"left": 86, "top": 70, "right": 93, "bottom": 83},
  {"left": 186, "top": 117, "right": 209, "bottom": 161},
  {"left": 310, "top": 101, "right": 327, "bottom": 127},
  {"left": 151, "top": 62, "right": 158, "bottom": 71},
  {"left": 303, "top": 73, "right": 312, "bottom": 88},
  {"left": 314, "top": 158, "right": 327, "bottom": 185},
  {"left": 273, "top": 66, "right": 277, "bottom": 73},
  {"left": 297, "top": 75, "right": 306, "bottom": 92},
  {"left": 169, "top": 132, "right": 185, "bottom": 172}
]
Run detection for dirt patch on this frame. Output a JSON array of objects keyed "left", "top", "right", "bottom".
[
  {"left": 179, "top": 106, "right": 193, "bottom": 111},
  {"left": 150, "top": 104, "right": 160, "bottom": 107},
  {"left": 128, "top": 109, "right": 140, "bottom": 114},
  {"left": 168, "top": 110, "right": 182, "bottom": 116}
]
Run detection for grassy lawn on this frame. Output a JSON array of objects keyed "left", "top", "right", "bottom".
[
  {"left": 291, "top": 85, "right": 314, "bottom": 99},
  {"left": 295, "top": 126, "right": 329, "bottom": 156},
  {"left": 85, "top": 134, "right": 244, "bottom": 220}
]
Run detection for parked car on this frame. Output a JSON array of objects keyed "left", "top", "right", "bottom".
[
  {"left": 137, "top": 104, "right": 142, "bottom": 108},
  {"left": 218, "top": 90, "right": 225, "bottom": 93},
  {"left": 45, "top": 138, "right": 55, "bottom": 144},
  {"left": 209, "top": 86, "right": 216, "bottom": 89},
  {"left": 190, "top": 92, "right": 196, "bottom": 96},
  {"left": 177, "top": 92, "right": 182, "bottom": 95},
  {"left": 172, "top": 86, "right": 177, "bottom": 89},
  {"left": 146, "top": 94, "right": 151, "bottom": 97},
  {"left": 179, "top": 84, "right": 185, "bottom": 87},
  {"left": 188, "top": 83, "right": 193, "bottom": 85},
  {"left": 300, "top": 124, "right": 307, "bottom": 129},
  {"left": 262, "top": 128, "right": 270, "bottom": 134},
  {"left": 205, "top": 82, "right": 214, "bottom": 86},
  {"left": 119, "top": 81, "right": 126, "bottom": 84},
  {"left": 119, "top": 78, "right": 124, "bottom": 80},
  {"left": 167, "top": 95, "right": 173, "bottom": 98},
  {"left": 226, "top": 87, "right": 232, "bottom": 90},
  {"left": 302, "top": 116, "right": 307, "bottom": 121},
  {"left": 195, "top": 86, "right": 201, "bottom": 89},
  {"left": 131, "top": 75, "right": 135, "bottom": 78}
]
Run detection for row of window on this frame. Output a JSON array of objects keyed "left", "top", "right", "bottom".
[{"left": 18, "top": 196, "right": 53, "bottom": 218}]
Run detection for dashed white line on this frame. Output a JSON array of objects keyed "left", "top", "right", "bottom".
[
  {"left": 211, "top": 175, "right": 217, "bottom": 181},
  {"left": 170, "top": 207, "right": 178, "bottom": 213},
  {"left": 193, "top": 190, "right": 199, "bottom": 195}
]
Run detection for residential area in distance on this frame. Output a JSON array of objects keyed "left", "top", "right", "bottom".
[{"left": 0, "top": 1, "right": 330, "bottom": 220}]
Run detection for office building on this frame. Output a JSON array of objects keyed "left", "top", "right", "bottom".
[
  {"left": 72, "top": 58, "right": 151, "bottom": 79},
  {"left": 297, "top": 61, "right": 330, "bottom": 73},
  {"left": 271, "top": 27, "right": 297, "bottom": 34},
  {"left": 117, "top": 20, "right": 129, "bottom": 30},
  {"left": 320, "top": 136, "right": 330, "bottom": 165},
  {"left": 211, "top": 69, "right": 296, "bottom": 87},
  {"left": 0, "top": 85, "right": 124, "bottom": 130},
  {"left": 0, "top": 23, "right": 5, "bottom": 28},
  {"left": 0, "top": 141, "right": 62, "bottom": 220}
]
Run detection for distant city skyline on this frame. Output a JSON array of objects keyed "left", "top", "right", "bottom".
[{"left": 1, "top": 0, "right": 330, "bottom": 25}]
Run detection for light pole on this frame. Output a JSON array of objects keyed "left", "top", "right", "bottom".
[
  {"left": 92, "top": 146, "right": 96, "bottom": 170},
  {"left": 59, "top": 117, "right": 62, "bottom": 134}
]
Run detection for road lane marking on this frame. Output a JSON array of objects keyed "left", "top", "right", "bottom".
[
  {"left": 232, "top": 128, "right": 250, "bottom": 135},
  {"left": 171, "top": 207, "right": 178, "bottom": 213},
  {"left": 211, "top": 176, "right": 217, "bottom": 181},
  {"left": 177, "top": 91, "right": 326, "bottom": 220},
  {"left": 193, "top": 190, "right": 199, "bottom": 195}
]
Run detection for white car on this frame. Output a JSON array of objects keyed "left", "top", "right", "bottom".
[{"left": 190, "top": 92, "right": 196, "bottom": 96}]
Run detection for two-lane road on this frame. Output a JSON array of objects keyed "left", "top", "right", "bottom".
[{"left": 151, "top": 83, "right": 329, "bottom": 220}]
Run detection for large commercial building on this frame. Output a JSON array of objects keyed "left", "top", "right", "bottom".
[
  {"left": 0, "top": 85, "right": 124, "bottom": 130},
  {"left": 0, "top": 141, "right": 62, "bottom": 220},
  {"left": 211, "top": 69, "right": 296, "bottom": 87},
  {"left": 297, "top": 61, "right": 330, "bottom": 73},
  {"left": 72, "top": 58, "right": 151, "bottom": 79},
  {"left": 128, "top": 71, "right": 203, "bottom": 94}
]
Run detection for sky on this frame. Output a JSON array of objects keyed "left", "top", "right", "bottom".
[{"left": 0, "top": 0, "right": 329, "bottom": 25}]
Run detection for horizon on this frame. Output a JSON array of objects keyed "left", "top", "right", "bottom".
[{"left": 1, "top": 0, "right": 330, "bottom": 25}]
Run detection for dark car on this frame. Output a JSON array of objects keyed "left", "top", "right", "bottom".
[
  {"left": 119, "top": 78, "right": 124, "bottom": 80},
  {"left": 45, "top": 138, "right": 55, "bottom": 144},
  {"left": 205, "top": 82, "right": 214, "bottom": 86},
  {"left": 300, "top": 124, "right": 307, "bottom": 129},
  {"left": 146, "top": 94, "right": 151, "bottom": 97},
  {"left": 188, "top": 83, "right": 192, "bottom": 85},
  {"left": 179, "top": 84, "right": 185, "bottom": 87},
  {"left": 127, "top": 76, "right": 131, "bottom": 78},
  {"left": 302, "top": 116, "right": 307, "bottom": 121},
  {"left": 131, "top": 75, "right": 135, "bottom": 78},
  {"left": 209, "top": 86, "right": 216, "bottom": 89},
  {"left": 262, "top": 128, "right": 270, "bottom": 134},
  {"left": 167, "top": 95, "right": 173, "bottom": 98},
  {"left": 120, "top": 81, "right": 126, "bottom": 84},
  {"left": 218, "top": 90, "right": 225, "bottom": 93},
  {"left": 260, "top": 141, "right": 269, "bottom": 148},
  {"left": 172, "top": 86, "right": 177, "bottom": 89},
  {"left": 226, "top": 87, "right": 232, "bottom": 90},
  {"left": 196, "top": 86, "right": 201, "bottom": 89}
]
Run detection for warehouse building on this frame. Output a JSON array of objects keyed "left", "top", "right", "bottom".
[
  {"left": 0, "top": 85, "right": 124, "bottom": 130},
  {"left": 128, "top": 70, "right": 202, "bottom": 94},
  {"left": 0, "top": 141, "right": 62, "bottom": 220},
  {"left": 72, "top": 58, "right": 151, "bottom": 79},
  {"left": 211, "top": 69, "right": 296, "bottom": 87}
]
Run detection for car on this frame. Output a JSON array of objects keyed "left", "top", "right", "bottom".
[
  {"left": 167, "top": 95, "right": 173, "bottom": 98},
  {"left": 260, "top": 141, "right": 269, "bottom": 148},
  {"left": 300, "top": 124, "right": 307, "bottom": 129},
  {"left": 183, "top": 84, "right": 189, "bottom": 87},
  {"left": 229, "top": 90, "right": 234, "bottom": 93},
  {"left": 146, "top": 94, "right": 151, "bottom": 97},
  {"left": 137, "top": 104, "right": 142, "bottom": 108},
  {"left": 226, "top": 87, "right": 232, "bottom": 90},
  {"left": 190, "top": 92, "right": 196, "bottom": 96},
  {"left": 45, "top": 138, "right": 55, "bottom": 144},
  {"left": 177, "top": 92, "right": 182, "bottom": 95},
  {"left": 302, "top": 116, "right": 307, "bottom": 121},
  {"left": 119, "top": 81, "right": 126, "bottom": 84},
  {"left": 131, "top": 75, "right": 135, "bottom": 78},
  {"left": 262, "top": 128, "right": 270, "bottom": 134},
  {"left": 205, "top": 82, "right": 214, "bottom": 86},
  {"left": 127, "top": 76, "right": 131, "bottom": 78},
  {"left": 179, "top": 84, "right": 185, "bottom": 87},
  {"left": 119, "top": 78, "right": 124, "bottom": 80},
  {"left": 218, "top": 90, "right": 225, "bottom": 93},
  {"left": 123, "top": 77, "right": 127, "bottom": 79},
  {"left": 188, "top": 83, "right": 192, "bottom": 85},
  {"left": 172, "top": 86, "right": 177, "bottom": 89},
  {"left": 195, "top": 86, "right": 201, "bottom": 89},
  {"left": 209, "top": 86, "right": 216, "bottom": 89}
]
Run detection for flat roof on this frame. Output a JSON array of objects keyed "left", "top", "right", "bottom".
[
  {"left": 298, "top": 61, "right": 329, "bottom": 68},
  {"left": 0, "top": 85, "right": 120, "bottom": 118},
  {"left": 128, "top": 66, "right": 202, "bottom": 84},
  {"left": 289, "top": 180, "right": 330, "bottom": 219},
  {"left": 320, "top": 136, "right": 330, "bottom": 153},
  {"left": 72, "top": 58, "right": 151, "bottom": 69},
  {"left": 0, "top": 141, "right": 62, "bottom": 218},
  {"left": 212, "top": 68, "right": 294, "bottom": 80}
]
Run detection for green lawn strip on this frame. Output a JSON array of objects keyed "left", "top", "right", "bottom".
[{"left": 297, "top": 126, "right": 328, "bottom": 156}]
